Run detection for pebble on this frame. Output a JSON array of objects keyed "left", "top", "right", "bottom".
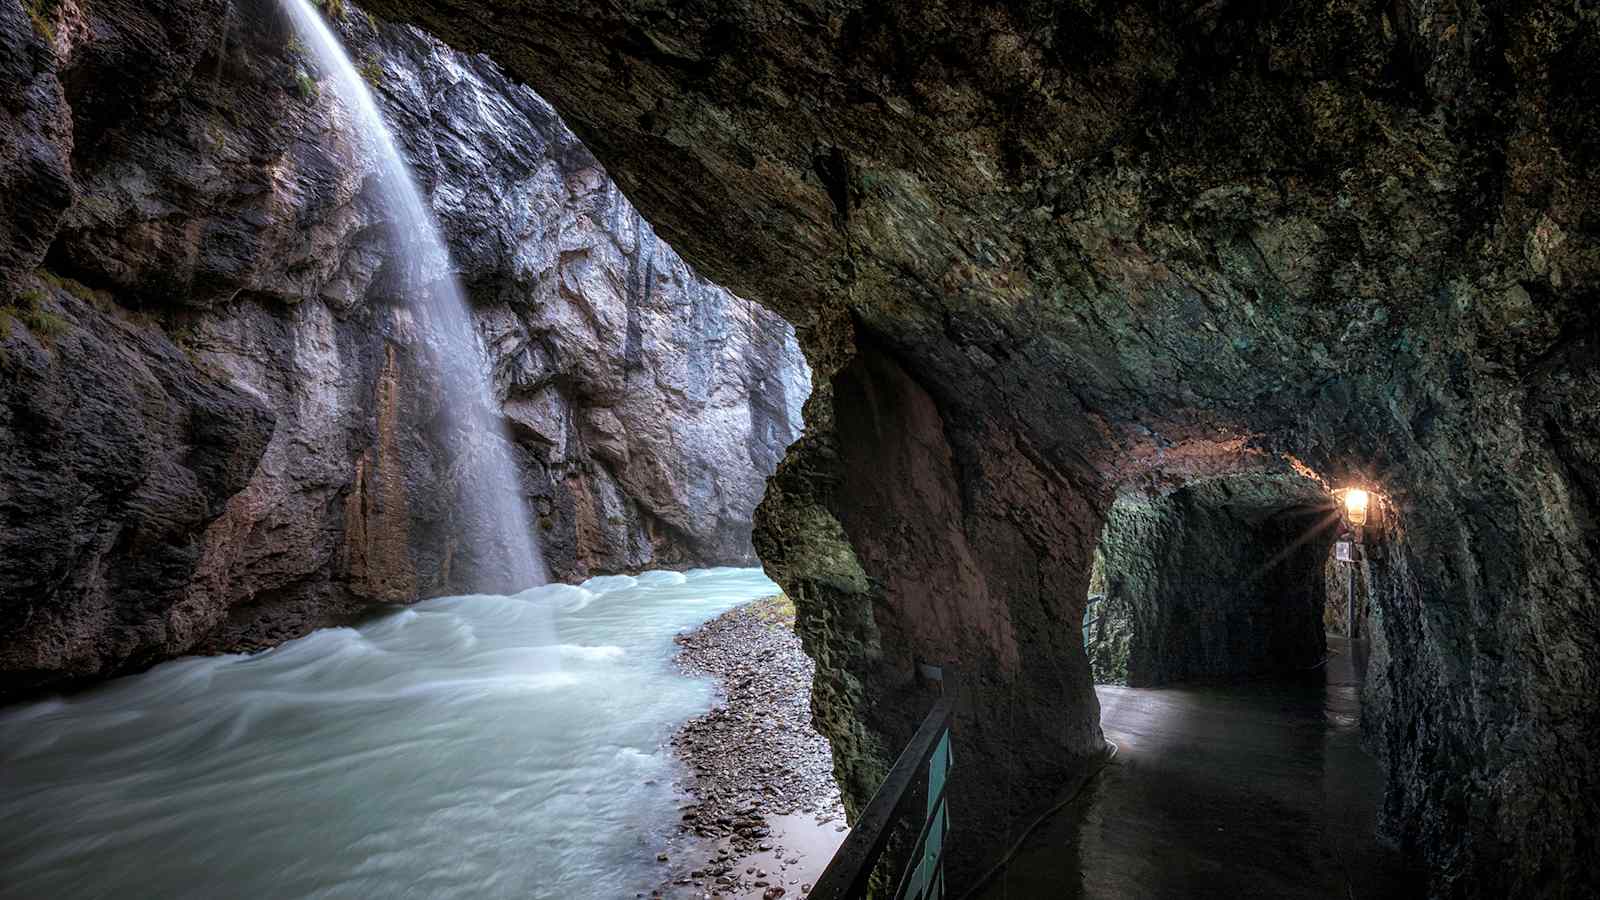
[{"left": 654, "top": 598, "right": 846, "bottom": 897}]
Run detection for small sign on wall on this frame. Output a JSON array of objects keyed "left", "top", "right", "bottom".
[{"left": 1335, "top": 541, "right": 1356, "bottom": 563}]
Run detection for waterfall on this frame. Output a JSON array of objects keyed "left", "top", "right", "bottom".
[{"left": 281, "top": 0, "right": 547, "bottom": 591}]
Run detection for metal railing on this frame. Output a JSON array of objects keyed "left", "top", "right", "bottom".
[
  {"left": 1082, "top": 594, "right": 1107, "bottom": 649},
  {"left": 809, "top": 670, "right": 956, "bottom": 900}
]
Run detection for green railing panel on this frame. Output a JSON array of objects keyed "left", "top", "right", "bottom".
[
  {"left": 809, "top": 673, "right": 957, "bottom": 900},
  {"left": 895, "top": 753, "right": 949, "bottom": 900},
  {"left": 928, "top": 731, "right": 952, "bottom": 816}
]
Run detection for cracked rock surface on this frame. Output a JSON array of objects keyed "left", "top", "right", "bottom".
[{"left": 351, "top": 1, "right": 1600, "bottom": 894}]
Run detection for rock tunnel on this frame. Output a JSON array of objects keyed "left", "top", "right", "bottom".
[
  {"left": 345, "top": 1, "right": 1598, "bottom": 895},
  {"left": 1092, "top": 474, "right": 1339, "bottom": 688},
  {"left": 3, "top": 0, "right": 1594, "bottom": 896}
]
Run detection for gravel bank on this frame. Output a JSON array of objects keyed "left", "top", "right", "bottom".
[{"left": 657, "top": 596, "right": 846, "bottom": 899}]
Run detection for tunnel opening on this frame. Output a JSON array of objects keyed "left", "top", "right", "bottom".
[
  {"left": 1010, "top": 473, "right": 1432, "bottom": 898},
  {"left": 767, "top": 338, "right": 1435, "bottom": 892},
  {"left": 1083, "top": 473, "right": 1341, "bottom": 688}
]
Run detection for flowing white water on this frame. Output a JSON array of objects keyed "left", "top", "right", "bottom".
[
  {"left": 282, "top": 0, "right": 545, "bottom": 589},
  {"left": 0, "top": 568, "right": 780, "bottom": 899}
]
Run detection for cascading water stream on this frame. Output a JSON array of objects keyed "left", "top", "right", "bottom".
[{"left": 281, "top": 0, "right": 546, "bottom": 591}]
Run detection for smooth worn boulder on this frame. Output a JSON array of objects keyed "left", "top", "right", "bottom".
[{"left": 357, "top": 0, "right": 1600, "bottom": 895}]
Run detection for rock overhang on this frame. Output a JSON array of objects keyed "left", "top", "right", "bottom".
[
  {"left": 340, "top": 3, "right": 1598, "bottom": 894},
  {"left": 15, "top": 0, "right": 1598, "bottom": 894}
]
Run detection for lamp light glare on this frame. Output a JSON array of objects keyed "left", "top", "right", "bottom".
[{"left": 1344, "top": 488, "right": 1370, "bottom": 527}]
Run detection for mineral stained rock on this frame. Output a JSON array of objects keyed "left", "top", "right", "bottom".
[
  {"left": 353, "top": 1, "right": 1599, "bottom": 895},
  {"left": 0, "top": 0, "right": 807, "bottom": 698}
]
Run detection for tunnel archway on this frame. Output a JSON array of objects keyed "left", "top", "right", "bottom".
[
  {"left": 756, "top": 338, "right": 1427, "bottom": 888},
  {"left": 1040, "top": 475, "right": 1434, "bottom": 898},
  {"left": 347, "top": 1, "right": 1600, "bottom": 893},
  {"left": 1084, "top": 474, "right": 1341, "bottom": 687}
]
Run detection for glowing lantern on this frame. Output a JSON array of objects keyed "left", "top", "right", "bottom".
[{"left": 1343, "top": 488, "right": 1370, "bottom": 527}]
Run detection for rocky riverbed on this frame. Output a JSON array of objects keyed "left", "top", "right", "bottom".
[{"left": 657, "top": 596, "right": 846, "bottom": 899}]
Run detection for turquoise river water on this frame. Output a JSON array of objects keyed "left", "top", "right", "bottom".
[{"left": 0, "top": 568, "right": 778, "bottom": 899}]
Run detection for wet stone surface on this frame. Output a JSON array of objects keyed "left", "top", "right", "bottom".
[{"left": 655, "top": 596, "right": 846, "bottom": 899}]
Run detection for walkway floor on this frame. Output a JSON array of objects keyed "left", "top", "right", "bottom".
[{"left": 979, "top": 637, "right": 1424, "bottom": 899}]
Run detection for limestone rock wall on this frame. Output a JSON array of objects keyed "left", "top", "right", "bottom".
[
  {"left": 355, "top": 0, "right": 1600, "bottom": 894},
  {"left": 0, "top": 0, "right": 806, "bottom": 698},
  {"left": 346, "top": 18, "right": 810, "bottom": 578}
]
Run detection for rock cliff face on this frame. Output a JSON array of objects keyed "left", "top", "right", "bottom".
[
  {"left": 0, "top": 0, "right": 806, "bottom": 698},
  {"left": 354, "top": 1, "right": 1599, "bottom": 896}
]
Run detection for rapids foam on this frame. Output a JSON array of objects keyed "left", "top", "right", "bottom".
[{"left": 0, "top": 568, "right": 780, "bottom": 899}]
